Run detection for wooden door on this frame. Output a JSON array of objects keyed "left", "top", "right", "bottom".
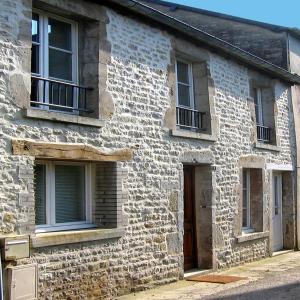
[{"left": 183, "top": 165, "right": 197, "bottom": 271}]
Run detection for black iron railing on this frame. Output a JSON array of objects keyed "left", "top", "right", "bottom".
[
  {"left": 176, "top": 107, "right": 206, "bottom": 131},
  {"left": 31, "top": 76, "right": 93, "bottom": 113},
  {"left": 257, "top": 125, "right": 271, "bottom": 143}
]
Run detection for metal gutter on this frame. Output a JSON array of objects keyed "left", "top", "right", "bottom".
[{"left": 94, "top": 0, "right": 300, "bottom": 84}]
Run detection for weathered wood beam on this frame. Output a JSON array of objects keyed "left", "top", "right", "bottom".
[{"left": 12, "top": 139, "right": 133, "bottom": 162}]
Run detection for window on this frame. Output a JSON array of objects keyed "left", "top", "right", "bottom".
[
  {"left": 32, "top": 12, "right": 76, "bottom": 81},
  {"left": 31, "top": 11, "right": 91, "bottom": 114},
  {"left": 241, "top": 168, "right": 264, "bottom": 233},
  {"left": 254, "top": 88, "right": 263, "bottom": 126},
  {"left": 252, "top": 86, "right": 276, "bottom": 145},
  {"left": 175, "top": 59, "right": 205, "bottom": 132},
  {"left": 176, "top": 60, "right": 194, "bottom": 108},
  {"left": 242, "top": 169, "right": 251, "bottom": 229},
  {"left": 34, "top": 161, "right": 93, "bottom": 232}
]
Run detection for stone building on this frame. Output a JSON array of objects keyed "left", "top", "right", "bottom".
[
  {"left": 143, "top": 0, "right": 300, "bottom": 250},
  {"left": 0, "top": 0, "right": 300, "bottom": 299}
]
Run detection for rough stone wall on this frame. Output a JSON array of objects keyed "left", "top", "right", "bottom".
[{"left": 0, "top": 0, "right": 296, "bottom": 299}]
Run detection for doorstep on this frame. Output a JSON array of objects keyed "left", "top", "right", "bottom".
[
  {"left": 272, "top": 249, "right": 293, "bottom": 257},
  {"left": 184, "top": 269, "right": 213, "bottom": 278}
]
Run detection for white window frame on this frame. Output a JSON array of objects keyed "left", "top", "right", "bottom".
[
  {"left": 175, "top": 59, "right": 195, "bottom": 109},
  {"left": 31, "top": 9, "right": 79, "bottom": 111},
  {"left": 254, "top": 88, "right": 264, "bottom": 126},
  {"left": 242, "top": 169, "right": 254, "bottom": 233},
  {"left": 35, "top": 161, "right": 94, "bottom": 233}
]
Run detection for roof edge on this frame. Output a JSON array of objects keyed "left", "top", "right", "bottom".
[{"left": 141, "top": 0, "right": 292, "bottom": 33}]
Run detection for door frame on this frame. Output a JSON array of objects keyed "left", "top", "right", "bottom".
[
  {"left": 183, "top": 165, "right": 198, "bottom": 271},
  {"left": 272, "top": 171, "right": 283, "bottom": 252}
]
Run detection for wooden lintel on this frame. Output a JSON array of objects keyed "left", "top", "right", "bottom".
[{"left": 12, "top": 139, "right": 133, "bottom": 162}]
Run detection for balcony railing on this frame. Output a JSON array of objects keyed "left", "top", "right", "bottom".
[
  {"left": 31, "top": 76, "right": 93, "bottom": 113},
  {"left": 257, "top": 125, "right": 271, "bottom": 143},
  {"left": 176, "top": 107, "right": 206, "bottom": 131}
]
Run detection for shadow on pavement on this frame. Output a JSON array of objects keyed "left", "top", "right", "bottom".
[{"left": 204, "top": 281, "right": 300, "bottom": 300}]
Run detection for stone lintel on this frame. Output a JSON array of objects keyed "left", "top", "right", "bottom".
[
  {"left": 180, "top": 150, "right": 214, "bottom": 165},
  {"left": 266, "top": 163, "right": 293, "bottom": 171},
  {"left": 239, "top": 155, "right": 265, "bottom": 169},
  {"left": 12, "top": 139, "right": 133, "bottom": 162}
]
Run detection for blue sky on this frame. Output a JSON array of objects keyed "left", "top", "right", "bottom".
[{"left": 168, "top": 0, "right": 300, "bottom": 28}]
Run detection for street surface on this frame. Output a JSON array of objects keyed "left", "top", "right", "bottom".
[{"left": 119, "top": 251, "right": 300, "bottom": 300}]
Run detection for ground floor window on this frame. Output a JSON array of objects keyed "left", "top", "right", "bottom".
[
  {"left": 242, "top": 169, "right": 251, "bottom": 229},
  {"left": 34, "top": 161, "right": 93, "bottom": 232},
  {"left": 241, "top": 168, "right": 263, "bottom": 233}
]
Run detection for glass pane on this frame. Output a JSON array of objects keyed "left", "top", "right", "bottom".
[
  {"left": 242, "top": 188, "right": 247, "bottom": 208},
  {"left": 55, "top": 165, "right": 86, "bottom": 223},
  {"left": 48, "top": 18, "right": 72, "bottom": 50},
  {"left": 31, "top": 44, "right": 39, "bottom": 74},
  {"left": 177, "top": 61, "right": 189, "bottom": 84},
  {"left": 242, "top": 170, "right": 249, "bottom": 227},
  {"left": 49, "top": 48, "right": 72, "bottom": 81},
  {"left": 274, "top": 176, "right": 279, "bottom": 215},
  {"left": 34, "top": 164, "right": 47, "bottom": 225},
  {"left": 178, "top": 84, "right": 190, "bottom": 107},
  {"left": 32, "top": 13, "right": 39, "bottom": 43},
  {"left": 255, "top": 104, "right": 260, "bottom": 124},
  {"left": 242, "top": 209, "right": 247, "bottom": 227}
]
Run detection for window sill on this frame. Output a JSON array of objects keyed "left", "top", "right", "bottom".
[
  {"left": 242, "top": 227, "right": 255, "bottom": 234},
  {"left": 24, "top": 108, "right": 105, "bottom": 128},
  {"left": 236, "top": 231, "right": 269, "bottom": 243},
  {"left": 171, "top": 129, "right": 217, "bottom": 142},
  {"left": 254, "top": 142, "right": 280, "bottom": 152},
  {"left": 30, "top": 227, "right": 125, "bottom": 248}
]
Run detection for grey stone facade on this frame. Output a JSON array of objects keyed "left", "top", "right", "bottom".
[{"left": 0, "top": 0, "right": 297, "bottom": 299}]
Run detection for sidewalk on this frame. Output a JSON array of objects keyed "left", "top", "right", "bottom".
[{"left": 118, "top": 251, "right": 300, "bottom": 300}]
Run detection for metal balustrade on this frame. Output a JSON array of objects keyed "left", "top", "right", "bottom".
[
  {"left": 31, "top": 76, "right": 93, "bottom": 113},
  {"left": 176, "top": 107, "right": 206, "bottom": 131},
  {"left": 257, "top": 125, "right": 271, "bottom": 143}
]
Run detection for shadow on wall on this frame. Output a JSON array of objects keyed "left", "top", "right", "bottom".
[{"left": 205, "top": 281, "right": 300, "bottom": 300}]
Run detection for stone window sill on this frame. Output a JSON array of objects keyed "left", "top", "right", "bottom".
[
  {"left": 254, "top": 142, "right": 280, "bottom": 152},
  {"left": 236, "top": 231, "right": 269, "bottom": 243},
  {"left": 30, "top": 227, "right": 125, "bottom": 248},
  {"left": 24, "top": 108, "right": 105, "bottom": 128},
  {"left": 171, "top": 129, "right": 217, "bottom": 142}
]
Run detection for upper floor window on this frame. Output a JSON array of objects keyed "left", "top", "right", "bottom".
[
  {"left": 252, "top": 85, "right": 276, "bottom": 145},
  {"left": 175, "top": 59, "right": 206, "bottom": 132},
  {"left": 176, "top": 60, "right": 194, "bottom": 108},
  {"left": 32, "top": 12, "right": 76, "bottom": 81},
  {"left": 254, "top": 88, "right": 263, "bottom": 126},
  {"left": 31, "top": 11, "right": 92, "bottom": 114}
]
